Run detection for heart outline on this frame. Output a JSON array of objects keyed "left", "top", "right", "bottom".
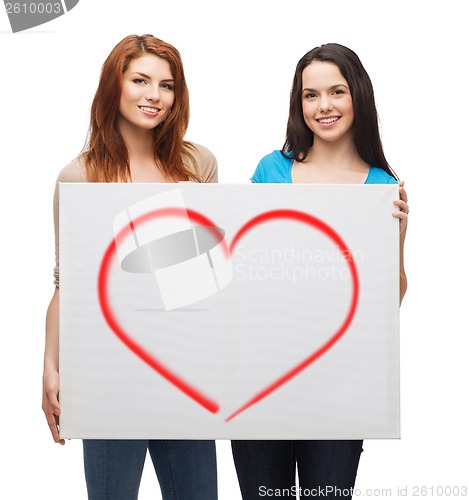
[{"left": 97, "top": 207, "right": 359, "bottom": 420}]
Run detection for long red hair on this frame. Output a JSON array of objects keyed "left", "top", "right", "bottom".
[{"left": 83, "top": 34, "right": 198, "bottom": 182}]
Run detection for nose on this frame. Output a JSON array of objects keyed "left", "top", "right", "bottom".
[
  {"left": 146, "top": 83, "right": 160, "bottom": 102},
  {"left": 319, "top": 95, "right": 333, "bottom": 113}
]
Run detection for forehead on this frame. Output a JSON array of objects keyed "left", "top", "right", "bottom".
[
  {"left": 125, "top": 54, "right": 173, "bottom": 78},
  {"left": 302, "top": 61, "right": 347, "bottom": 88}
]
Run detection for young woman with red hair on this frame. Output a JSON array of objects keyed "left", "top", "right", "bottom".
[{"left": 42, "top": 34, "right": 218, "bottom": 500}]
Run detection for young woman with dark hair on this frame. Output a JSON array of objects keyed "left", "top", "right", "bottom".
[
  {"left": 231, "top": 43, "right": 408, "bottom": 500},
  {"left": 42, "top": 34, "right": 218, "bottom": 500},
  {"left": 283, "top": 43, "right": 397, "bottom": 179}
]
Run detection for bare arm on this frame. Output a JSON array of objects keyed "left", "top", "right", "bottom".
[
  {"left": 393, "top": 181, "right": 408, "bottom": 305},
  {"left": 399, "top": 227, "right": 407, "bottom": 305},
  {"left": 42, "top": 287, "right": 64, "bottom": 445}
]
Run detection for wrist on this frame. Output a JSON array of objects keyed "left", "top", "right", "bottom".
[{"left": 43, "top": 360, "right": 59, "bottom": 374}]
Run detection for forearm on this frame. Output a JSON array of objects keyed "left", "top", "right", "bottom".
[
  {"left": 44, "top": 287, "right": 59, "bottom": 372},
  {"left": 399, "top": 228, "right": 407, "bottom": 305},
  {"left": 42, "top": 287, "right": 64, "bottom": 444}
]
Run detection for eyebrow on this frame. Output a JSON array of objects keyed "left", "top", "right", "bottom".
[{"left": 302, "top": 83, "right": 349, "bottom": 93}]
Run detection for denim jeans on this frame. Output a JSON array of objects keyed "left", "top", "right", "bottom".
[
  {"left": 83, "top": 439, "right": 217, "bottom": 500},
  {"left": 231, "top": 440, "right": 363, "bottom": 499}
]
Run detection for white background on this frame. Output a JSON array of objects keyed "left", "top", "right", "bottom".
[{"left": 0, "top": 0, "right": 467, "bottom": 499}]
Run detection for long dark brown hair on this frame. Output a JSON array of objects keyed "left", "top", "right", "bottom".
[
  {"left": 83, "top": 34, "right": 199, "bottom": 182},
  {"left": 282, "top": 43, "right": 397, "bottom": 179}
]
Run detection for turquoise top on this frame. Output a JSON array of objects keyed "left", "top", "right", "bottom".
[{"left": 251, "top": 150, "right": 397, "bottom": 184}]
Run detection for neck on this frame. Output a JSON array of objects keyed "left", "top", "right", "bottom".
[
  {"left": 118, "top": 118, "right": 155, "bottom": 163},
  {"left": 306, "top": 134, "right": 364, "bottom": 171}
]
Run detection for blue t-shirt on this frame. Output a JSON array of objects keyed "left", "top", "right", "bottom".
[{"left": 251, "top": 150, "right": 397, "bottom": 184}]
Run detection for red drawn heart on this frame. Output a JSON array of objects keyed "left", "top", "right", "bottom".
[{"left": 97, "top": 207, "right": 359, "bottom": 421}]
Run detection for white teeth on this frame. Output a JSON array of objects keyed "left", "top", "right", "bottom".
[
  {"left": 139, "top": 106, "right": 159, "bottom": 113},
  {"left": 318, "top": 117, "right": 339, "bottom": 123}
]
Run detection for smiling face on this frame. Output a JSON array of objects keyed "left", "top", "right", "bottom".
[
  {"left": 118, "top": 54, "right": 175, "bottom": 134},
  {"left": 301, "top": 61, "right": 354, "bottom": 145}
]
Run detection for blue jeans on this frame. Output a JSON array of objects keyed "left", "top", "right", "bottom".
[
  {"left": 83, "top": 439, "right": 217, "bottom": 500},
  {"left": 231, "top": 440, "right": 363, "bottom": 499}
]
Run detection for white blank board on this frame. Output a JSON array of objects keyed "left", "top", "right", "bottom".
[{"left": 59, "top": 183, "right": 400, "bottom": 439}]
